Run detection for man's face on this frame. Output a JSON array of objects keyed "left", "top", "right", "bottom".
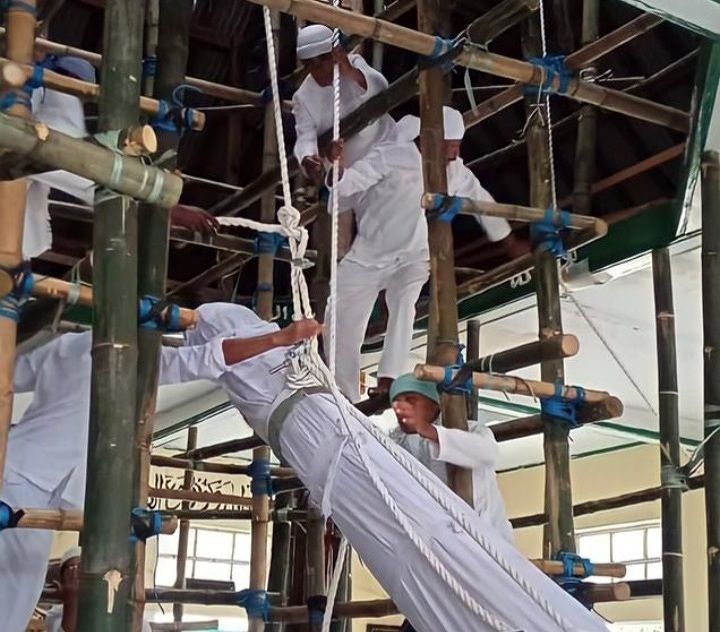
[
  {"left": 445, "top": 139, "right": 462, "bottom": 162},
  {"left": 392, "top": 392, "right": 440, "bottom": 434},
  {"left": 302, "top": 52, "right": 335, "bottom": 87}
]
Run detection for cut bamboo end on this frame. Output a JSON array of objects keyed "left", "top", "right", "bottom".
[
  {"left": 561, "top": 334, "right": 580, "bottom": 357},
  {"left": 585, "top": 582, "right": 631, "bottom": 603},
  {"left": 0, "top": 61, "right": 25, "bottom": 89},
  {"left": 531, "top": 559, "right": 626, "bottom": 578},
  {"left": 125, "top": 124, "right": 158, "bottom": 156}
]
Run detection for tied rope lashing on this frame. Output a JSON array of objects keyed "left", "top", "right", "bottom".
[
  {"left": 439, "top": 346, "right": 474, "bottom": 396},
  {"left": 235, "top": 589, "right": 270, "bottom": 621},
  {"left": 425, "top": 193, "right": 462, "bottom": 223},
  {"left": 130, "top": 507, "right": 163, "bottom": 543},
  {"left": 530, "top": 207, "right": 571, "bottom": 259},
  {"left": 150, "top": 84, "right": 202, "bottom": 135},
  {"left": 540, "top": 381, "right": 586, "bottom": 427},
  {"left": 248, "top": 458, "right": 273, "bottom": 497},
  {"left": 525, "top": 55, "right": 572, "bottom": 97},
  {"left": 418, "top": 35, "right": 466, "bottom": 72},
  {"left": 553, "top": 552, "right": 595, "bottom": 610},
  {"left": 0, "top": 261, "right": 34, "bottom": 323},
  {"left": 0, "top": 500, "right": 24, "bottom": 530},
  {"left": 138, "top": 295, "right": 184, "bottom": 332}
]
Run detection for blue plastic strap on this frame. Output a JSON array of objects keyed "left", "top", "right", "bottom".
[
  {"left": 425, "top": 193, "right": 463, "bottom": 223},
  {"left": 0, "top": 500, "right": 24, "bottom": 530},
  {"left": 308, "top": 609, "right": 325, "bottom": 624},
  {"left": 526, "top": 55, "right": 572, "bottom": 96},
  {"left": 142, "top": 56, "right": 157, "bottom": 79},
  {"left": 0, "top": 261, "right": 34, "bottom": 322},
  {"left": 150, "top": 99, "right": 176, "bottom": 132},
  {"left": 130, "top": 507, "right": 163, "bottom": 543},
  {"left": 540, "top": 381, "right": 586, "bottom": 426},
  {"left": 420, "top": 35, "right": 464, "bottom": 72},
  {"left": 0, "top": 90, "right": 30, "bottom": 112},
  {"left": 248, "top": 459, "right": 273, "bottom": 497},
  {"left": 26, "top": 65, "right": 44, "bottom": 91},
  {"left": 138, "top": 295, "right": 185, "bottom": 332},
  {"left": 438, "top": 346, "right": 474, "bottom": 395},
  {"left": 255, "top": 232, "right": 287, "bottom": 256},
  {"left": 236, "top": 589, "right": 269, "bottom": 620},
  {"left": 530, "top": 207, "right": 571, "bottom": 259},
  {"left": 5, "top": 0, "right": 37, "bottom": 15},
  {"left": 256, "top": 282, "right": 273, "bottom": 294}
]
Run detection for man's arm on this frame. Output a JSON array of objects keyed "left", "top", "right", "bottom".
[
  {"left": 292, "top": 94, "right": 322, "bottom": 174},
  {"left": 221, "top": 319, "right": 322, "bottom": 365},
  {"left": 326, "top": 139, "right": 385, "bottom": 198},
  {"left": 427, "top": 424, "right": 499, "bottom": 469}
]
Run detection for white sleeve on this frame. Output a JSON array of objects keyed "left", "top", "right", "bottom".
[
  {"left": 159, "top": 339, "right": 229, "bottom": 385},
  {"left": 292, "top": 92, "right": 320, "bottom": 164},
  {"left": 429, "top": 424, "right": 499, "bottom": 469},
  {"left": 351, "top": 54, "right": 389, "bottom": 99},
  {"left": 457, "top": 168, "right": 512, "bottom": 242},
  {"left": 328, "top": 150, "right": 386, "bottom": 199},
  {"left": 13, "top": 346, "right": 47, "bottom": 393}
]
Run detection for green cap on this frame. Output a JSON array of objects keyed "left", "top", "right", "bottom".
[{"left": 389, "top": 373, "right": 441, "bottom": 405}]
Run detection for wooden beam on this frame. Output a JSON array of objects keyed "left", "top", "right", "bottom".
[{"left": 466, "top": 0, "right": 538, "bottom": 46}]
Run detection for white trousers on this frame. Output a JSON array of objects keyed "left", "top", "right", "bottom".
[
  {"left": 279, "top": 394, "right": 608, "bottom": 632},
  {"left": 0, "top": 478, "right": 57, "bottom": 632},
  {"left": 326, "top": 258, "right": 429, "bottom": 402}
]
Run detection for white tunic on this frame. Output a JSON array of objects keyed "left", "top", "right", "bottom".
[
  {"left": 389, "top": 419, "right": 514, "bottom": 543},
  {"left": 292, "top": 53, "right": 396, "bottom": 167}
]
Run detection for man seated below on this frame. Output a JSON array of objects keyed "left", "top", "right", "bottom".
[
  {"left": 389, "top": 373, "right": 513, "bottom": 543},
  {"left": 44, "top": 547, "right": 151, "bottom": 632}
]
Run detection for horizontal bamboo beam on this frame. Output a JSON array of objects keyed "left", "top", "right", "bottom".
[
  {"left": 422, "top": 193, "right": 608, "bottom": 234},
  {"left": 466, "top": 0, "right": 538, "bottom": 46},
  {"left": 414, "top": 364, "right": 611, "bottom": 403},
  {"left": 13, "top": 509, "right": 177, "bottom": 534},
  {"left": 587, "top": 582, "right": 631, "bottom": 603},
  {"left": 150, "top": 621, "right": 220, "bottom": 632},
  {"left": 149, "top": 487, "right": 254, "bottom": 507},
  {"left": 269, "top": 599, "right": 399, "bottom": 623},
  {"left": 531, "top": 559, "right": 625, "bottom": 578},
  {"left": 182, "top": 434, "right": 267, "bottom": 460},
  {"left": 246, "top": 0, "right": 689, "bottom": 132},
  {"left": 464, "top": 334, "right": 579, "bottom": 374},
  {"left": 146, "top": 587, "right": 269, "bottom": 606},
  {"left": 151, "top": 454, "right": 295, "bottom": 477},
  {"left": 511, "top": 475, "right": 704, "bottom": 529},
  {"left": 30, "top": 275, "right": 198, "bottom": 329},
  {"left": 627, "top": 579, "right": 662, "bottom": 599},
  {"left": 165, "top": 508, "right": 310, "bottom": 521},
  {"left": 0, "top": 113, "right": 183, "bottom": 206},
  {"left": 0, "top": 57, "right": 205, "bottom": 130}
]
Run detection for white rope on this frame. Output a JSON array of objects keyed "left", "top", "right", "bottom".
[
  {"left": 537, "top": 0, "right": 558, "bottom": 210},
  {"left": 321, "top": 535, "right": 348, "bottom": 632}
]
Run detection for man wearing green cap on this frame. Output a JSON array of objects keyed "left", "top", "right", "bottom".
[{"left": 389, "top": 373, "right": 514, "bottom": 544}]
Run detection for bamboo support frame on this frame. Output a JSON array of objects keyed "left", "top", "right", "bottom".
[
  {"left": 151, "top": 454, "right": 295, "bottom": 478},
  {"left": 149, "top": 487, "right": 254, "bottom": 507},
  {"left": 0, "top": 0, "right": 36, "bottom": 490},
  {"left": 652, "top": 247, "right": 685, "bottom": 632},
  {"left": 531, "top": 559, "right": 625, "bottom": 578},
  {"left": 243, "top": 0, "right": 689, "bottom": 132},
  {"left": 702, "top": 150, "right": 720, "bottom": 632},
  {"left": 182, "top": 434, "right": 266, "bottom": 460},
  {"left": 421, "top": 193, "right": 608, "bottom": 233},
  {"left": 174, "top": 427, "right": 197, "bottom": 626},
  {"left": 9, "top": 509, "right": 177, "bottom": 534},
  {"left": 0, "top": 113, "right": 183, "bottom": 206}
]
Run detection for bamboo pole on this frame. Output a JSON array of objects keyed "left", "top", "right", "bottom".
[
  {"left": 182, "top": 435, "right": 266, "bottom": 460},
  {"left": 166, "top": 508, "right": 310, "bottom": 522},
  {"left": 305, "top": 509, "right": 327, "bottom": 630},
  {"left": 174, "top": 427, "right": 197, "bottom": 627},
  {"left": 462, "top": 334, "right": 579, "bottom": 374},
  {"left": 133, "top": 5, "right": 195, "bottom": 629},
  {"left": 265, "top": 494, "right": 295, "bottom": 632},
  {"left": 531, "top": 559, "right": 625, "bottom": 578},
  {"left": 421, "top": 193, "right": 607, "bottom": 233},
  {"left": 77, "top": 1, "right": 143, "bottom": 627},
  {"left": 143, "top": 0, "right": 159, "bottom": 98},
  {"left": 702, "top": 150, "right": 720, "bottom": 632},
  {"left": 466, "top": 0, "right": 538, "bottom": 46},
  {"left": 243, "top": 0, "right": 689, "bottom": 132},
  {"left": 0, "top": 0, "right": 36, "bottom": 489},
  {"left": 9, "top": 509, "right": 178, "bottom": 533},
  {"left": 149, "top": 488, "right": 254, "bottom": 507},
  {"left": 151, "top": 454, "right": 295, "bottom": 478},
  {"left": 249, "top": 445, "right": 271, "bottom": 632},
  {"left": 0, "top": 57, "right": 205, "bottom": 130},
  {"left": 0, "top": 113, "right": 182, "bottom": 205},
  {"left": 652, "top": 247, "right": 685, "bottom": 632},
  {"left": 511, "top": 475, "right": 705, "bottom": 530},
  {"left": 150, "top": 622, "right": 220, "bottom": 632},
  {"left": 415, "top": 364, "right": 610, "bottom": 403},
  {"left": 30, "top": 275, "right": 198, "bottom": 329},
  {"left": 466, "top": 320, "right": 480, "bottom": 420}
]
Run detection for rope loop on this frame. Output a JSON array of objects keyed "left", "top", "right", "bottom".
[
  {"left": 248, "top": 459, "right": 273, "bottom": 497},
  {"left": 138, "top": 295, "right": 184, "bottom": 332},
  {"left": 0, "top": 501, "right": 24, "bottom": 530},
  {"left": 525, "top": 54, "right": 572, "bottom": 97},
  {"left": 530, "top": 206, "right": 571, "bottom": 259},
  {"left": 130, "top": 507, "right": 163, "bottom": 543},
  {"left": 425, "top": 193, "right": 462, "bottom": 223},
  {"left": 235, "top": 589, "right": 269, "bottom": 620},
  {"left": 540, "top": 381, "right": 585, "bottom": 426}
]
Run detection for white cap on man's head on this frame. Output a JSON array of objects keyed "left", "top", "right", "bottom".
[
  {"left": 60, "top": 546, "right": 82, "bottom": 569},
  {"left": 297, "top": 25, "right": 334, "bottom": 60},
  {"left": 443, "top": 106, "right": 465, "bottom": 140}
]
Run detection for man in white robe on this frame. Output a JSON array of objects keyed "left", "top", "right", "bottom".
[{"left": 162, "top": 302, "right": 609, "bottom": 632}]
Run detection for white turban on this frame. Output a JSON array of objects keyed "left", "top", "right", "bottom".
[
  {"left": 297, "top": 25, "right": 334, "bottom": 60},
  {"left": 60, "top": 546, "right": 82, "bottom": 569},
  {"left": 443, "top": 106, "right": 465, "bottom": 140}
]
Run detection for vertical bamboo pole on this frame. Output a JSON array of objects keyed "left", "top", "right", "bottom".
[
  {"left": 131, "top": 3, "right": 193, "bottom": 630},
  {"left": 0, "top": 0, "right": 36, "bottom": 488},
  {"left": 143, "top": 0, "right": 159, "bottom": 97},
  {"left": 702, "top": 150, "right": 720, "bottom": 632},
  {"left": 305, "top": 510, "right": 326, "bottom": 631},
  {"left": 652, "top": 247, "right": 685, "bottom": 632},
  {"left": 77, "top": 0, "right": 143, "bottom": 629},
  {"left": 465, "top": 320, "right": 480, "bottom": 420},
  {"left": 417, "top": 0, "right": 473, "bottom": 506},
  {"left": 572, "top": 0, "right": 598, "bottom": 214},
  {"left": 173, "top": 427, "right": 198, "bottom": 626},
  {"left": 266, "top": 495, "right": 294, "bottom": 632},
  {"left": 521, "top": 14, "right": 575, "bottom": 557}
]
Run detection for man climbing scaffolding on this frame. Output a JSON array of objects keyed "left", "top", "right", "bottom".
[{"left": 161, "top": 302, "right": 609, "bottom": 632}]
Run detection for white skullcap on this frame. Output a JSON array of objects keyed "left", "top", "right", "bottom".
[
  {"left": 443, "top": 106, "right": 465, "bottom": 140},
  {"left": 60, "top": 546, "right": 82, "bottom": 569},
  {"left": 297, "top": 25, "right": 334, "bottom": 60}
]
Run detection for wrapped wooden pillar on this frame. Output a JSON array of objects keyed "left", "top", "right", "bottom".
[
  {"left": 0, "top": 0, "right": 36, "bottom": 488},
  {"left": 465, "top": 320, "right": 480, "bottom": 420},
  {"left": 131, "top": 3, "right": 193, "bottom": 630},
  {"left": 76, "top": 0, "right": 143, "bottom": 629},
  {"left": 521, "top": 13, "right": 575, "bottom": 557},
  {"left": 418, "top": 0, "right": 473, "bottom": 506},
  {"left": 652, "top": 247, "right": 685, "bottom": 632},
  {"left": 702, "top": 150, "right": 720, "bottom": 632}
]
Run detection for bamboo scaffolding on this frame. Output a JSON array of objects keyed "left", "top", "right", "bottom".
[
  {"left": 149, "top": 487, "right": 254, "bottom": 507},
  {"left": 150, "top": 622, "right": 220, "bottom": 632},
  {"left": 652, "top": 247, "right": 685, "bottom": 632},
  {"left": 77, "top": 0, "right": 143, "bottom": 627},
  {"left": 182, "top": 435, "right": 266, "bottom": 460},
  {"left": 30, "top": 275, "right": 198, "bottom": 329},
  {"left": 415, "top": 364, "right": 610, "bottom": 403},
  {"left": 9, "top": 509, "right": 178, "bottom": 533},
  {"left": 0, "top": 0, "right": 36, "bottom": 490},
  {"left": 466, "top": 320, "right": 480, "bottom": 419},
  {"left": 0, "top": 113, "right": 182, "bottom": 205},
  {"left": 0, "top": 57, "right": 205, "bottom": 130},
  {"left": 511, "top": 475, "right": 705, "bottom": 530},
  {"left": 165, "top": 508, "right": 310, "bottom": 522},
  {"left": 305, "top": 509, "right": 327, "bottom": 630},
  {"left": 421, "top": 193, "right": 608, "bottom": 233},
  {"left": 151, "top": 454, "right": 295, "bottom": 478},
  {"left": 244, "top": 0, "right": 689, "bottom": 132},
  {"left": 174, "top": 427, "right": 197, "bottom": 626},
  {"left": 702, "top": 149, "right": 720, "bottom": 632},
  {"left": 531, "top": 559, "right": 625, "bottom": 578}
]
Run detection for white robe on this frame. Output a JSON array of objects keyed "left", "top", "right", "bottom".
[{"left": 165, "top": 304, "right": 609, "bottom": 632}]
